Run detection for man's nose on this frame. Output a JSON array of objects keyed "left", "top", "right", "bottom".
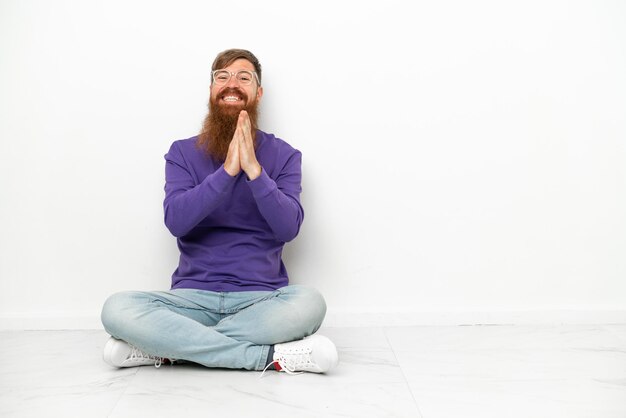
[{"left": 226, "top": 74, "right": 241, "bottom": 87}]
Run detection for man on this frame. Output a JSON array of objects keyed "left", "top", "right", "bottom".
[{"left": 101, "top": 49, "right": 338, "bottom": 375}]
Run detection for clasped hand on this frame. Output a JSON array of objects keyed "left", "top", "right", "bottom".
[{"left": 224, "top": 110, "right": 262, "bottom": 180}]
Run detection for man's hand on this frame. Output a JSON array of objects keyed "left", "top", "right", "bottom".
[
  {"left": 224, "top": 125, "right": 241, "bottom": 176},
  {"left": 224, "top": 110, "right": 262, "bottom": 179},
  {"left": 237, "top": 110, "right": 262, "bottom": 180}
]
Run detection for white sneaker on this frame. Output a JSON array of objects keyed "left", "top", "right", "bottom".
[
  {"left": 267, "top": 334, "right": 339, "bottom": 375},
  {"left": 103, "top": 337, "right": 167, "bottom": 368}
]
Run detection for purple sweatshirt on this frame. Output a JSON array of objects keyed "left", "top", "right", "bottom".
[{"left": 163, "top": 130, "right": 304, "bottom": 292}]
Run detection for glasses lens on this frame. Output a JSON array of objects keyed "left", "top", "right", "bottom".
[
  {"left": 213, "top": 70, "right": 231, "bottom": 85},
  {"left": 236, "top": 71, "right": 254, "bottom": 85}
]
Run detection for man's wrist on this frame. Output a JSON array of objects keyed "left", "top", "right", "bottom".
[
  {"left": 246, "top": 164, "right": 262, "bottom": 181},
  {"left": 224, "top": 164, "right": 240, "bottom": 177}
]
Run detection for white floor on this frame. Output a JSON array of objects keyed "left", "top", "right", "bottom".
[{"left": 1, "top": 325, "right": 625, "bottom": 418}]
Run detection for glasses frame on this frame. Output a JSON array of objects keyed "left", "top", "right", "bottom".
[{"left": 211, "top": 69, "right": 260, "bottom": 86}]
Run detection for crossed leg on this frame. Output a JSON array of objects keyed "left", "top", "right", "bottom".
[{"left": 101, "top": 285, "right": 326, "bottom": 370}]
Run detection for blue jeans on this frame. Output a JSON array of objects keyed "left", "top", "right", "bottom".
[{"left": 101, "top": 285, "right": 326, "bottom": 371}]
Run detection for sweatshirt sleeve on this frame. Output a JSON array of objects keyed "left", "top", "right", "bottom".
[
  {"left": 247, "top": 150, "right": 304, "bottom": 242},
  {"left": 163, "top": 141, "right": 236, "bottom": 237}
]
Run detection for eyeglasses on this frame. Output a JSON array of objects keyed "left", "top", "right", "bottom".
[{"left": 212, "top": 69, "right": 260, "bottom": 86}]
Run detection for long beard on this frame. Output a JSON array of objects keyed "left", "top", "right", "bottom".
[{"left": 198, "top": 90, "right": 259, "bottom": 162}]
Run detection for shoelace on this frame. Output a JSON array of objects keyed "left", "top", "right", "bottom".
[
  {"left": 259, "top": 347, "right": 313, "bottom": 378},
  {"left": 129, "top": 346, "right": 164, "bottom": 368}
]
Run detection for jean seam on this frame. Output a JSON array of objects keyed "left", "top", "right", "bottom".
[
  {"left": 149, "top": 296, "right": 220, "bottom": 314},
  {"left": 219, "top": 290, "right": 280, "bottom": 317},
  {"left": 256, "top": 345, "right": 271, "bottom": 371}
]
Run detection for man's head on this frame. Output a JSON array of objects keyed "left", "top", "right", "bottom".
[{"left": 198, "top": 49, "right": 263, "bottom": 161}]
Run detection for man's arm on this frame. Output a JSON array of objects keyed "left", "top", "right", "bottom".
[
  {"left": 163, "top": 141, "right": 236, "bottom": 237},
  {"left": 247, "top": 151, "right": 304, "bottom": 243},
  {"left": 236, "top": 110, "right": 304, "bottom": 242}
]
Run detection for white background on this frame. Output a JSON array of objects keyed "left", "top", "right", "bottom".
[{"left": 1, "top": 0, "right": 625, "bottom": 328}]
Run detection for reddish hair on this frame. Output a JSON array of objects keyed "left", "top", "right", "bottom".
[{"left": 211, "top": 49, "right": 262, "bottom": 85}]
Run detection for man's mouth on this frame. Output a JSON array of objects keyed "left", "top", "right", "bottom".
[{"left": 219, "top": 88, "right": 247, "bottom": 104}]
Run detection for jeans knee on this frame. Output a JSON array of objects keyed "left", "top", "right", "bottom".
[
  {"left": 282, "top": 285, "right": 327, "bottom": 332},
  {"left": 307, "top": 287, "right": 327, "bottom": 329},
  {"left": 101, "top": 291, "right": 137, "bottom": 336}
]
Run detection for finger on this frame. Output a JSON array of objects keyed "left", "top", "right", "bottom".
[
  {"left": 239, "top": 132, "right": 250, "bottom": 157},
  {"left": 242, "top": 111, "right": 251, "bottom": 135},
  {"left": 233, "top": 122, "right": 244, "bottom": 141},
  {"left": 236, "top": 127, "right": 246, "bottom": 148},
  {"left": 237, "top": 110, "right": 249, "bottom": 132},
  {"left": 240, "top": 134, "right": 255, "bottom": 165},
  {"left": 240, "top": 126, "right": 252, "bottom": 152},
  {"left": 233, "top": 112, "right": 244, "bottom": 136},
  {"left": 229, "top": 133, "right": 239, "bottom": 152},
  {"left": 240, "top": 121, "right": 253, "bottom": 148},
  {"left": 237, "top": 110, "right": 246, "bottom": 127},
  {"left": 224, "top": 134, "right": 241, "bottom": 176},
  {"left": 233, "top": 125, "right": 246, "bottom": 153},
  {"left": 230, "top": 126, "right": 241, "bottom": 152}
]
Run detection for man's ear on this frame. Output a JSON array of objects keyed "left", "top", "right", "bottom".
[{"left": 256, "top": 86, "right": 263, "bottom": 103}]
